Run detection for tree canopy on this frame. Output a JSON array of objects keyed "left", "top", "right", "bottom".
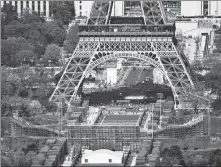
[
  {"left": 42, "top": 44, "right": 61, "bottom": 65},
  {"left": 51, "top": 1, "right": 75, "bottom": 25},
  {"left": 63, "top": 23, "right": 79, "bottom": 53},
  {"left": 1, "top": 3, "right": 67, "bottom": 67},
  {"left": 1, "top": 66, "right": 55, "bottom": 117},
  {"left": 159, "top": 145, "right": 186, "bottom": 167},
  {"left": 205, "top": 62, "right": 221, "bottom": 99}
]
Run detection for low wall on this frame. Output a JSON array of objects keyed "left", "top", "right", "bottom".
[{"left": 159, "top": 135, "right": 210, "bottom": 151}]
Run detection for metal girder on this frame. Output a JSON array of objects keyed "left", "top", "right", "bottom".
[
  {"left": 87, "top": 1, "right": 113, "bottom": 25},
  {"left": 87, "top": 1, "right": 167, "bottom": 25},
  {"left": 141, "top": 0, "right": 167, "bottom": 25},
  {"left": 50, "top": 38, "right": 199, "bottom": 109}
]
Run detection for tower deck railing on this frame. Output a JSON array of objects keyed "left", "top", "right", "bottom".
[{"left": 78, "top": 24, "right": 174, "bottom": 35}]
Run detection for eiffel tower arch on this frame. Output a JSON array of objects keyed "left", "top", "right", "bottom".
[{"left": 50, "top": 1, "right": 207, "bottom": 109}]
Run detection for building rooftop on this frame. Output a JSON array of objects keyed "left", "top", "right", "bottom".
[
  {"left": 81, "top": 149, "right": 124, "bottom": 164},
  {"left": 83, "top": 149, "right": 123, "bottom": 158},
  {"left": 100, "top": 114, "right": 140, "bottom": 125}
]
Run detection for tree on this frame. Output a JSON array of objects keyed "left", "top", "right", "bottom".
[
  {"left": 4, "top": 23, "right": 33, "bottom": 39},
  {"left": 1, "top": 3, "right": 18, "bottom": 25},
  {"left": 51, "top": 26, "right": 67, "bottom": 46},
  {"left": 25, "top": 151, "right": 37, "bottom": 166},
  {"left": 160, "top": 145, "right": 185, "bottom": 167},
  {"left": 64, "top": 23, "right": 79, "bottom": 53},
  {"left": 208, "top": 149, "right": 221, "bottom": 166},
  {"left": 1, "top": 156, "right": 12, "bottom": 167},
  {"left": 29, "top": 100, "right": 43, "bottom": 115},
  {"left": 40, "top": 21, "right": 66, "bottom": 46},
  {"left": 193, "top": 155, "right": 207, "bottom": 167},
  {"left": 2, "top": 37, "right": 35, "bottom": 67},
  {"left": 51, "top": 1, "right": 75, "bottom": 25},
  {"left": 42, "top": 43, "right": 61, "bottom": 65},
  {"left": 205, "top": 62, "right": 221, "bottom": 99},
  {"left": 14, "top": 50, "right": 36, "bottom": 66},
  {"left": 211, "top": 99, "right": 221, "bottom": 116},
  {"left": 1, "top": 70, "right": 22, "bottom": 97},
  {"left": 14, "top": 150, "right": 29, "bottom": 167},
  {"left": 20, "top": 10, "right": 45, "bottom": 24}
]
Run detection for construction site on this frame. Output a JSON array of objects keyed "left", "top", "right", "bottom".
[
  {"left": 10, "top": 98, "right": 207, "bottom": 142},
  {"left": 4, "top": 0, "right": 221, "bottom": 166}
]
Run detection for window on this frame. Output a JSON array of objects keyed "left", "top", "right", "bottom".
[
  {"left": 203, "top": 1, "right": 208, "bottom": 16},
  {"left": 43, "top": 1, "right": 46, "bottom": 16},
  {"left": 21, "top": 1, "right": 23, "bottom": 14},
  {"left": 80, "top": 5, "right": 82, "bottom": 10},
  {"left": 80, "top": 1, "right": 82, "bottom": 4},
  {"left": 38, "top": 1, "right": 40, "bottom": 15},
  {"left": 32, "top": 2, "right": 35, "bottom": 12},
  {"left": 109, "top": 159, "right": 112, "bottom": 163},
  {"left": 15, "top": 1, "right": 18, "bottom": 10},
  {"left": 80, "top": 11, "right": 82, "bottom": 16},
  {"left": 85, "top": 159, "right": 88, "bottom": 163}
]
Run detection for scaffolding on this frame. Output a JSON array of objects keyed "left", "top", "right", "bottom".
[
  {"left": 147, "top": 115, "right": 205, "bottom": 138},
  {"left": 10, "top": 116, "right": 63, "bottom": 137},
  {"left": 68, "top": 124, "right": 140, "bottom": 151}
]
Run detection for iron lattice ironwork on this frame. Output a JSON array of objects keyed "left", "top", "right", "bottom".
[
  {"left": 141, "top": 0, "right": 166, "bottom": 25},
  {"left": 87, "top": 1, "right": 113, "bottom": 25},
  {"left": 50, "top": 0, "right": 209, "bottom": 109},
  {"left": 50, "top": 35, "right": 197, "bottom": 109},
  {"left": 87, "top": 0, "right": 166, "bottom": 25}
]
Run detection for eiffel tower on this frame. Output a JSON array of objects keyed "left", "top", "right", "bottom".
[{"left": 50, "top": 1, "right": 208, "bottom": 109}]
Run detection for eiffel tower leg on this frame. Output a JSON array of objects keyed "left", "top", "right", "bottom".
[
  {"left": 152, "top": 41, "right": 195, "bottom": 108},
  {"left": 141, "top": 0, "right": 167, "bottom": 25},
  {"left": 50, "top": 41, "right": 99, "bottom": 103},
  {"left": 87, "top": 1, "right": 113, "bottom": 25},
  {"left": 51, "top": 37, "right": 197, "bottom": 109},
  {"left": 88, "top": 1, "right": 166, "bottom": 25}
]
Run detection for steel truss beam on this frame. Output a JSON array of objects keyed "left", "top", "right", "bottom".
[
  {"left": 141, "top": 0, "right": 167, "bottom": 25},
  {"left": 87, "top": 1, "right": 113, "bottom": 25},
  {"left": 87, "top": 1, "right": 167, "bottom": 25},
  {"left": 50, "top": 37, "right": 201, "bottom": 109}
]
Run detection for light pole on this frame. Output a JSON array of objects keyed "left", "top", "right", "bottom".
[
  {"left": 208, "top": 96, "right": 211, "bottom": 136},
  {"left": 157, "top": 93, "right": 163, "bottom": 129},
  {"left": 160, "top": 96, "right": 162, "bottom": 129},
  {"left": 152, "top": 107, "right": 153, "bottom": 139},
  {"left": 150, "top": 104, "right": 154, "bottom": 139}
]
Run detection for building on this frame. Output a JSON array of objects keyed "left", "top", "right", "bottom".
[
  {"left": 1, "top": 0, "right": 92, "bottom": 20},
  {"left": 74, "top": 1, "right": 93, "bottom": 18},
  {"left": 81, "top": 149, "right": 124, "bottom": 165},
  {"left": 67, "top": 111, "right": 145, "bottom": 151},
  {"left": 1, "top": 1, "right": 52, "bottom": 20},
  {"left": 181, "top": 1, "right": 221, "bottom": 17}
]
